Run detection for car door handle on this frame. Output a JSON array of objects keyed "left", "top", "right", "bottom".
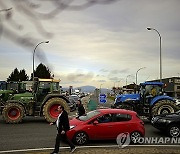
[{"left": 108, "top": 125, "right": 113, "bottom": 128}]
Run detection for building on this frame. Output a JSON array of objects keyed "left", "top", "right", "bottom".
[{"left": 149, "top": 77, "right": 180, "bottom": 98}]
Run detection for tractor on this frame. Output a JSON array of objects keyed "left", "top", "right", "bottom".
[
  {"left": 1, "top": 78, "right": 71, "bottom": 124},
  {"left": 113, "top": 82, "right": 179, "bottom": 118},
  {"left": 0, "top": 81, "right": 26, "bottom": 114}
]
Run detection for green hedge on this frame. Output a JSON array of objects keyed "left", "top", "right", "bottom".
[{"left": 107, "top": 96, "right": 115, "bottom": 101}]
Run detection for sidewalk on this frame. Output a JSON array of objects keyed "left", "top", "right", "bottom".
[{"left": 16, "top": 146, "right": 180, "bottom": 154}]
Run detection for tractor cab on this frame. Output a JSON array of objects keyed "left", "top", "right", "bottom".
[
  {"left": 139, "top": 82, "right": 164, "bottom": 105},
  {"left": 0, "top": 82, "right": 26, "bottom": 102},
  {"left": 33, "top": 78, "right": 61, "bottom": 102},
  {"left": 6, "top": 82, "right": 26, "bottom": 93}
]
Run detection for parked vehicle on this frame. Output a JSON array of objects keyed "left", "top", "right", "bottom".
[
  {"left": 0, "top": 81, "right": 6, "bottom": 90},
  {"left": 151, "top": 110, "right": 180, "bottom": 137},
  {"left": 68, "top": 96, "right": 77, "bottom": 112},
  {"left": 1, "top": 78, "right": 70, "bottom": 123},
  {"left": 113, "top": 82, "right": 179, "bottom": 119},
  {"left": 175, "top": 98, "right": 180, "bottom": 108},
  {"left": 67, "top": 109, "right": 145, "bottom": 145},
  {"left": 0, "top": 82, "right": 26, "bottom": 114},
  {"left": 69, "top": 94, "right": 80, "bottom": 107}
]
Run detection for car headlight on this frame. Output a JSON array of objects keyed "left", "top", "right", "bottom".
[
  {"left": 70, "top": 125, "right": 76, "bottom": 129},
  {"left": 157, "top": 118, "right": 167, "bottom": 123},
  {"left": 151, "top": 117, "right": 158, "bottom": 124},
  {"left": 175, "top": 99, "right": 180, "bottom": 106}
]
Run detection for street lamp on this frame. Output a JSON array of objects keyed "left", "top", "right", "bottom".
[
  {"left": 147, "top": 27, "right": 162, "bottom": 82},
  {"left": 126, "top": 75, "right": 132, "bottom": 89},
  {"left": 100, "top": 83, "right": 103, "bottom": 94},
  {"left": 32, "top": 41, "right": 49, "bottom": 82},
  {"left": 136, "top": 67, "right": 146, "bottom": 85},
  {"left": 117, "top": 79, "right": 123, "bottom": 87}
]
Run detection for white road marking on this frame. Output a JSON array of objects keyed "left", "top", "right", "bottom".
[{"left": 0, "top": 145, "right": 179, "bottom": 153}]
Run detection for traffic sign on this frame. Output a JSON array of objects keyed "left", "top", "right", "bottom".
[{"left": 99, "top": 93, "right": 107, "bottom": 104}]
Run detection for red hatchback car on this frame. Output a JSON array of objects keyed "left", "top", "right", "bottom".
[{"left": 67, "top": 109, "right": 145, "bottom": 145}]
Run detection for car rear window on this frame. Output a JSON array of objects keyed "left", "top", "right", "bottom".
[{"left": 112, "top": 113, "right": 132, "bottom": 122}]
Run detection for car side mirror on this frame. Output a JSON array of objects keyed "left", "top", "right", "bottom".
[{"left": 93, "top": 120, "right": 99, "bottom": 125}]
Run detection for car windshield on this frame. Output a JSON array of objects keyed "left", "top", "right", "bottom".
[
  {"left": 78, "top": 110, "right": 100, "bottom": 121},
  {"left": 70, "top": 95, "right": 79, "bottom": 101}
]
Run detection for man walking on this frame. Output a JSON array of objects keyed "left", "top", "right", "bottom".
[{"left": 50, "top": 105, "right": 76, "bottom": 154}]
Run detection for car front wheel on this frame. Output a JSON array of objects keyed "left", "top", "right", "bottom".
[
  {"left": 73, "top": 132, "right": 88, "bottom": 145},
  {"left": 168, "top": 124, "right": 180, "bottom": 137},
  {"left": 130, "top": 131, "right": 142, "bottom": 144}
]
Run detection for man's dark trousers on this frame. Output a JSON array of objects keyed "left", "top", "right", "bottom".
[{"left": 54, "top": 132, "right": 75, "bottom": 153}]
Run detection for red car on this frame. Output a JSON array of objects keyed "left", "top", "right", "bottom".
[{"left": 67, "top": 109, "right": 145, "bottom": 145}]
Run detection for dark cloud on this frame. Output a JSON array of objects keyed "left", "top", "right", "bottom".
[
  {"left": 110, "top": 69, "right": 128, "bottom": 74},
  {"left": 66, "top": 72, "right": 94, "bottom": 82},
  {"left": 99, "top": 68, "right": 129, "bottom": 74},
  {"left": 109, "top": 77, "right": 119, "bottom": 81}
]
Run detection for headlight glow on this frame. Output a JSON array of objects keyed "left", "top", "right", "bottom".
[
  {"left": 151, "top": 117, "right": 158, "bottom": 124},
  {"left": 70, "top": 125, "right": 76, "bottom": 129},
  {"left": 157, "top": 118, "right": 167, "bottom": 123}
]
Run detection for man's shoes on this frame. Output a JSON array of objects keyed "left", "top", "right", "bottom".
[
  {"left": 50, "top": 152, "right": 58, "bottom": 154},
  {"left": 70, "top": 147, "right": 76, "bottom": 153}
]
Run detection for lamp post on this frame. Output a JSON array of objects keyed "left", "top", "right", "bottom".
[
  {"left": 100, "top": 83, "right": 103, "bottom": 94},
  {"left": 126, "top": 75, "right": 131, "bottom": 89},
  {"left": 33, "top": 41, "right": 49, "bottom": 82},
  {"left": 147, "top": 27, "right": 162, "bottom": 82},
  {"left": 136, "top": 67, "right": 146, "bottom": 85}
]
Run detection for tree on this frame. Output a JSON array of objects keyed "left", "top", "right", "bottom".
[
  {"left": 7, "top": 68, "right": 29, "bottom": 81},
  {"left": 7, "top": 68, "right": 19, "bottom": 81},
  {"left": 30, "top": 63, "right": 51, "bottom": 80},
  {"left": 19, "top": 69, "right": 29, "bottom": 81}
]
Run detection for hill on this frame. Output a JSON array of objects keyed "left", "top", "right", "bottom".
[{"left": 75, "top": 85, "right": 96, "bottom": 93}]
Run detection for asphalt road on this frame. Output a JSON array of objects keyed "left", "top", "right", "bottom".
[{"left": 0, "top": 114, "right": 166, "bottom": 152}]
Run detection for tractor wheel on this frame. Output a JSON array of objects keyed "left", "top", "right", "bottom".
[
  {"left": 43, "top": 97, "right": 70, "bottom": 123},
  {"left": 2, "top": 103, "right": 25, "bottom": 124},
  {"left": 151, "top": 100, "right": 178, "bottom": 117}
]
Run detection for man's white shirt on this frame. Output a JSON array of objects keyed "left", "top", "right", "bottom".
[{"left": 56, "top": 111, "right": 63, "bottom": 129}]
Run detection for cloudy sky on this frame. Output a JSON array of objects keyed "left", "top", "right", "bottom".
[{"left": 0, "top": 0, "right": 180, "bottom": 89}]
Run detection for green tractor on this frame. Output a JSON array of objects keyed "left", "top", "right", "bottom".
[
  {"left": 1, "top": 78, "right": 70, "bottom": 124},
  {"left": 0, "top": 82, "right": 26, "bottom": 114}
]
